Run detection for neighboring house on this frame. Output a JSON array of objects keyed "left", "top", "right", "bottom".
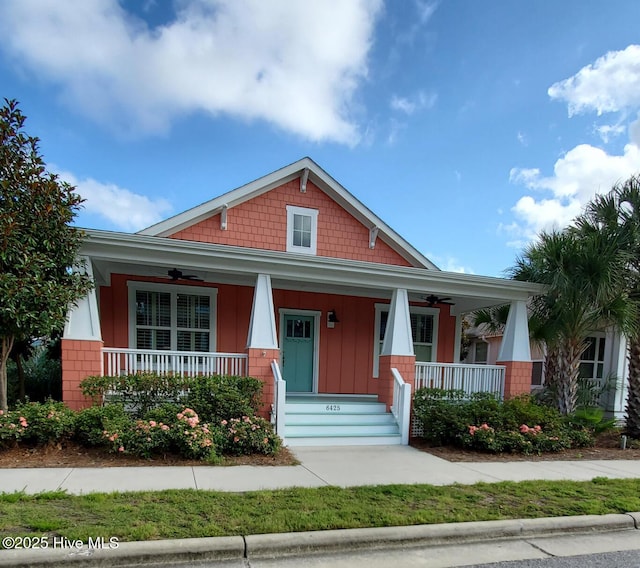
[
  {"left": 465, "top": 323, "right": 629, "bottom": 420},
  {"left": 62, "top": 157, "right": 541, "bottom": 445}
]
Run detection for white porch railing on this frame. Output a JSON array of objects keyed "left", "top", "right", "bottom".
[
  {"left": 414, "top": 362, "right": 505, "bottom": 399},
  {"left": 391, "top": 367, "right": 411, "bottom": 445},
  {"left": 271, "top": 360, "right": 286, "bottom": 444},
  {"left": 102, "top": 348, "right": 248, "bottom": 377}
]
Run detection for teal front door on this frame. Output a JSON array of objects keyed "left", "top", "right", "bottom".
[{"left": 282, "top": 315, "right": 315, "bottom": 392}]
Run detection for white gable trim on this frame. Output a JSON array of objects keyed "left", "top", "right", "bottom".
[{"left": 138, "top": 157, "right": 438, "bottom": 270}]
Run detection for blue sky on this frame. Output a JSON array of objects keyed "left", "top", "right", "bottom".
[{"left": 1, "top": 0, "right": 639, "bottom": 277}]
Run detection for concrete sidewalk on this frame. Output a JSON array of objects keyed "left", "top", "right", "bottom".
[{"left": 3, "top": 445, "right": 640, "bottom": 495}]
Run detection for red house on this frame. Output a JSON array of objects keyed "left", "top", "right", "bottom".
[{"left": 62, "top": 158, "right": 540, "bottom": 445}]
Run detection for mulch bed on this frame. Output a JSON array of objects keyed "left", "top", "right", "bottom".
[
  {"left": 0, "top": 441, "right": 298, "bottom": 468},
  {"left": 411, "top": 431, "right": 640, "bottom": 462}
]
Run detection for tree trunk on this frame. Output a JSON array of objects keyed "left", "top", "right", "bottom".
[
  {"left": 555, "top": 339, "right": 584, "bottom": 415},
  {"left": 16, "top": 354, "right": 25, "bottom": 402},
  {"left": 543, "top": 344, "right": 560, "bottom": 397},
  {"left": 626, "top": 334, "right": 640, "bottom": 438},
  {"left": 0, "top": 336, "right": 15, "bottom": 413}
]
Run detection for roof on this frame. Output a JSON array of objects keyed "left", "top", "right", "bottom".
[{"left": 137, "top": 157, "right": 438, "bottom": 270}]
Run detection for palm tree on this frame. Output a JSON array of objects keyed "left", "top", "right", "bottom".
[
  {"left": 575, "top": 175, "right": 640, "bottom": 436},
  {"left": 509, "top": 228, "right": 635, "bottom": 415}
]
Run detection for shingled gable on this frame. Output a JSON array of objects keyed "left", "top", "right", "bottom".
[{"left": 137, "top": 157, "right": 438, "bottom": 270}]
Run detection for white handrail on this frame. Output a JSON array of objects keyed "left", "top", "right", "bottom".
[
  {"left": 391, "top": 368, "right": 411, "bottom": 446},
  {"left": 271, "top": 359, "right": 286, "bottom": 445},
  {"left": 102, "top": 348, "right": 248, "bottom": 377},
  {"left": 415, "top": 362, "right": 505, "bottom": 399}
]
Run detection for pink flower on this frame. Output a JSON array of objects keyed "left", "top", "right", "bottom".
[
  {"left": 161, "top": 424, "right": 169, "bottom": 431},
  {"left": 480, "top": 423, "right": 490, "bottom": 431},
  {"left": 19, "top": 417, "right": 28, "bottom": 427},
  {"left": 221, "top": 420, "right": 228, "bottom": 426},
  {"left": 0, "top": 410, "right": 3, "bottom": 415},
  {"left": 468, "top": 425, "right": 478, "bottom": 436},
  {"left": 149, "top": 420, "right": 157, "bottom": 427},
  {"left": 233, "top": 436, "right": 240, "bottom": 443},
  {"left": 177, "top": 413, "right": 184, "bottom": 420},
  {"left": 534, "top": 425, "right": 542, "bottom": 432},
  {"left": 118, "top": 446, "right": 125, "bottom": 452},
  {"left": 519, "top": 424, "right": 530, "bottom": 434}
]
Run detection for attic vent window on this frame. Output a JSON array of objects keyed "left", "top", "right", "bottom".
[{"left": 286, "top": 205, "right": 318, "bottom": 255}]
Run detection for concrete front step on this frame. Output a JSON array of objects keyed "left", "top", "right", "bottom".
[
  {"left": 286, "top": 412, "right": 397, "bottom": 426},
  {"left": 286, "top": 423, "right": 400, "bottom": 436},
  {"left": 285, "top": 434, "right": 403, "bottom": 447},
  {"left": 283, "top": 395, "right": 402, "bottom": 446},
  {"left": 285, "top": 401, "right": 388, "bottom": 414}
]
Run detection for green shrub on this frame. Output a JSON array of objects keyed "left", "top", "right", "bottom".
[
  {"left": 80, "top": 373, "right": 188, "bottom": 416},
  {"left": 80, "top": 373, "right": 263, "bottom": 422},
  {"left": 73, "top": 404, "right": 131, "bottom": 447},
  {"left": 413, "top": 388, "right": 595, "bottom": 454},
  {"left": 412, "top": 388, "right": 469, "bottom": 445},
  {"left": 219, "top": 415, "right": 280, "bottom": 456},
  {"left": 185, "top": 375, "right": 262, "bottom": 423}
]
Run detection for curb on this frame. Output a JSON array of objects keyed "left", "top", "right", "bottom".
[{"left": 1, "top": 513, "right": 638, "bottom": 567}]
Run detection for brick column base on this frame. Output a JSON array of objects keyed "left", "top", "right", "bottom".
[
  {"left": 246, "top": 348, "right": 280, "bottom": 420},
  {"left": 378, "top": 354, "right": 416, "bottom": 411},
  {"left": 61, "top": 339, "right": 103, "bottom": 410},
  {"left": 499, "top": 360, "right": 533, "bottom": 398}
]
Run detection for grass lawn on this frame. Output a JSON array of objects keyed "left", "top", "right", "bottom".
[{"left": 2, "top": 478, "right": 640, "bottom": 545}]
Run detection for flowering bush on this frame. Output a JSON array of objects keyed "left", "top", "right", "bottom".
[
  {"left": 0, "top": 401, "right": 75, "bottom": 447},
  {"left": 0, "top": 409, "right": 29, "bottom": 447},
  {"left": 220, "top": 415, "right": 280, "bottom": 456},
  {"left": 171, "top": 408, "right": 223, "bottom": 460},
  {"left": 462, "top": 421, "right": 572, "bottom": 454}
]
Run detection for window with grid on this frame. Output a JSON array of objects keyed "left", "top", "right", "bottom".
[
  {"left": 375, "top": 307, "right": 437, "bottom": 376},
  {"left": 579, "top": 336, "right": 606, "bottom": 381},
  {"left": 129, "top": 283, "right": 216, "bottom": 352},
  {"left": 286, "top": 205, "right": 318, "bottom": 254}
]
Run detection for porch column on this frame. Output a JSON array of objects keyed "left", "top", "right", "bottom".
[
  {"left": 379, "top": 288, "right": 416, "bottom": 410},
  {"left": 62, "top": 257, "right": 103, "bottom": 410},
  {"left": 497, "top": 299, "right": 532, "bottom": 397},
  {"left": 246, "top": 274, "right": 279, "bottom": 418}
]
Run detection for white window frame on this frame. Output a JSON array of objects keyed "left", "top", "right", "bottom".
[
  {"left": 127, "top": 281, "right": 218, "bottom": 352},
  {"left": 373, "top": 303, "right": 439, "bottom": 378},
  {"left": 286, "top": 205, "right": 318, "bottom": 255}
]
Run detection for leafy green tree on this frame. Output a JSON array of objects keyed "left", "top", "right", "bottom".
[
  {"left": 0, "top": 99, "right": 92, "bottom": 412},
  {"left": 509, "top": 229, "right": 635, "bottom": 415},
  {"left": 575, "top": 175, "right": 640, "bottom": 436}
]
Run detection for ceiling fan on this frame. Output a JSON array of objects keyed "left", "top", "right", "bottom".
[
  {"left": 167, "top": 268, "right": 203, "bottom": 282},
  {"left": 422, "top": 294, "right": 454, "bottom": 307}
]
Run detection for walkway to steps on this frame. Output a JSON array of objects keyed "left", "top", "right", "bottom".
[{"left": 284, "top": 394, "right": 403, "bottom": 446}]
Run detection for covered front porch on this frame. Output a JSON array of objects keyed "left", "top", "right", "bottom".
[{"left": 62, "top": 229, "right": 540, "bottom": 445}]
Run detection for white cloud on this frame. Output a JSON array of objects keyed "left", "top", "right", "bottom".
[
  {"left": 509, "top": 45, "right": 640, "bottom": 243},
  {"left": 517, "top": 131, "right": 528, "bottom": 146},
  {"left": 426, "top": 252, "right": 475, "bottom": 274},
  {"left": 390, "top": 91, "right": 437, "bottom": 115},
  {"left": 0, "top": 0, "right": 383, "bottom": 144},
  {"left": 57, "top": 169, "right": 173, "bottom": 231},
  {"left": 548, "top": 44, "right": 640, "bottom": 116},
  {"left": 509, "top": 143, "right": 640, "bottom": 240},
  {"left": 595, "top": 123, "right": 625, "bottom": 143}
]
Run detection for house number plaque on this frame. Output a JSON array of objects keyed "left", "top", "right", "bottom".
[{"left": 325, "top": 405, "right": 341, "bottom": 412}]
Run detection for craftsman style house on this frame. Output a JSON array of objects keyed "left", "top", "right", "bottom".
[{"left": 62, "top": 158, "right": 541, "bottom": 445}]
